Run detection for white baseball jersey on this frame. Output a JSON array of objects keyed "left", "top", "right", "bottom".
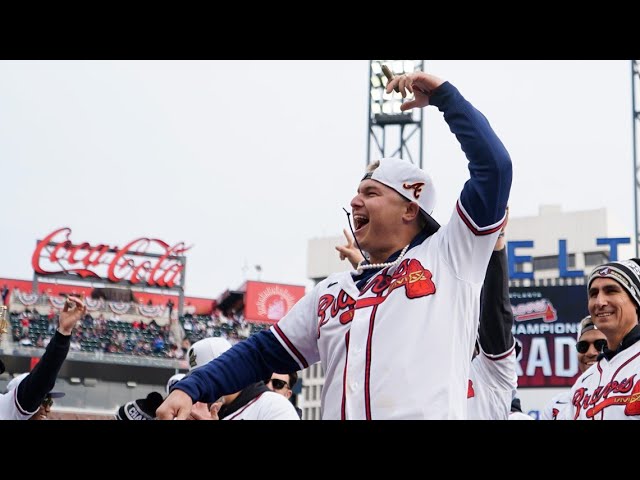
[
  {"left": 0, "top": 387, "right": 38, "bottom": 420},
  {"left": 221, "top": 391, "right": 300, "bottom": 420},
  {"left": 565, "top": 340, "right": 640, "bottom": 420},
  {"left": 273, "top": 204, "right": 503, "bottom": 419},
  {"left": 540, "top": 391, "right": 571, "bottom": 420},
  {"left": 467, "top": 345, "right": 517, "bottom": 420}
]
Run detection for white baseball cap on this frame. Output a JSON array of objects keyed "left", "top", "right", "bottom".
[
  {"left": 6, "top": 372, "right": 65, "bottom": 398},
  {"left": 187, "top": 337, "right": 232, "bottom": 371},
  {"left": 165, "top": 373, "right": 186, "bottom": 395},
  {"left": 364, "top": 157, "right": 437, "bottom": 217}
]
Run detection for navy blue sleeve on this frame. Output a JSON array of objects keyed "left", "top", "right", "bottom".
[
  {"left": 173, "top": 330, "right": 300, "bottom": 403},
  {"left": 430, "top": 81, "right": 512, "bottom": 227},
  {"left": 479, "top": 248, "right": 515, "bottom": 355},
  {"left": 16, "top": 330, "right": 71, "bottom": 412}
]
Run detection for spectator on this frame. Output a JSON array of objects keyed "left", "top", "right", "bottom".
[
  {"left": 0, "top": 295, "right": 86, "bottom": 420},
  {"left": 541, "top": 315, "right": 607, "bottom": 420},
  {"left": 5, "top": 373, "right": 66, "bottom": 420},
  {"left": 47, "top": 308, "right": 57, "bottom": 334},
  {"left": 166, "top": 299, "right": 175, "bottom": 319},
  {"left": 1, "top": 285, "right": 8, "bottom": 306},
  {"left": 181, "top": 338, "right": 299, "bottom": 421},
  {"left": 564, "top": 258, "right": 640, "bottom": 420},
  {"left": 266, "top": 372, "right": 302, "bottom": 419}
]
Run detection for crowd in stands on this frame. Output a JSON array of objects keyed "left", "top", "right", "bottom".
[{"left": 7, "top": 308, "right": 270, "bottom": 360}]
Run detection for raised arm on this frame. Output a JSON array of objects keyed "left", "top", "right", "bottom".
[
  {"left": 387, "top": 72, "right": 512, "bottom": 228},
  {"left": 478, "top": 219, "right": 515, "bottom": 355},
  {"left": 16, "top": 296, "right": 85, "bottom": 412}
]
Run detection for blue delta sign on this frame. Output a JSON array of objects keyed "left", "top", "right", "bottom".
[{"left": 507, "top": 237, "right": 631, "bottom": 280}]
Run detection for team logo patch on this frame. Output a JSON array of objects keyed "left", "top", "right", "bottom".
[
  {"left": 467, "top": 380, "right": 475, "bottom": 399},
  {"left": 598, "top": 267, "right": 611, "bottom": 276},
  {"left": 512, "top": 299, "right": 558, "bottom": 323},
  {"left": 402, "top": 182, "right": 424, "bottom": 200},
  {"left": 188, "top": 348, "right": 197, "bottom": 368}
]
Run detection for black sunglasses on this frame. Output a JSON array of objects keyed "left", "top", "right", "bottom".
[
  {"left": 576, "top": 339, "right": 607, "bottom": 354},
  {"left": 268, "top": 378, "right": 289, "bottom": 390}
]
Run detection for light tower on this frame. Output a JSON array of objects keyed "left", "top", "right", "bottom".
[{"left": 367, "top": 60, "right": 425, "bottom": 168}]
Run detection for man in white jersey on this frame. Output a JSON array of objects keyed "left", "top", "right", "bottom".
[
  {"left": 540, "top": 315, "right": 606, "bottom": 420},
  {"left": 0, "top": 297, "right": 85, "bottom": 420},
  {"left": 565, "top": 259, "right": 640, "bottom": 420},
  {"left": 181, "top": 337, "right": 299, "bottom": 420},
  {"left": 338, "top": 214, "right": 516, "bottom": 420},
  {"left": 467, "top": 214, "right": 518, "bottom": 420},
  {"left": 157, "top": 69, "right": 512, "bottom": 420}
]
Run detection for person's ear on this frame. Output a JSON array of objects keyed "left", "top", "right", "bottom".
[{"left": 403, "top": 202, "right": 421, "bottom": 223}]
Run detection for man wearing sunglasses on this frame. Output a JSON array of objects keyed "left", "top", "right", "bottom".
[
  {"left": 4, "top": 372, "right": 65, "bottom": 420},
  {"left": 540, "top": 315, "right": 607, "bottom": 420},
  {"left": 0, "top": 296, "right": 85, "bottom": 420},
  {"left": 563, "top": 258, "right": 640, "bottom": 420},
  {"left": 266, "top": 372, "right": 303, "bottom": 419},
  {"left": 266, "top": 375, "right": 291, "bottom": 396},
  {"left": 179, "top": 337, "right": 299, "bottom": 420}
]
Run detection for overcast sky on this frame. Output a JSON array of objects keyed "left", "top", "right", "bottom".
[{"left": 0, "top": 60, "right": 634, "bottom": 298}]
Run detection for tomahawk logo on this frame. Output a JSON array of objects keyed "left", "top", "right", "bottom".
[{"left": 402, "top": 182, "right": 425, "bottom": 200}]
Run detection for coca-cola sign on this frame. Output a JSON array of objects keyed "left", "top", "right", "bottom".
[{"left": 31, "top": 228, "right": 191, "bottom": 288}]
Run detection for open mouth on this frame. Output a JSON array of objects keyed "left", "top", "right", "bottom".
[{"left": 353, "top": 215, "right": 369, "bottom": 232}]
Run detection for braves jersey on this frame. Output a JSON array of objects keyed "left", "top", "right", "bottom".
[
  {"left": 0, "top": 386, "right": 38, "bottom": 420},
  {"left": 540, "top": 391, "right": 571, "bottom": 420},
  {"left": 273, "top": 204, "right": 504, "bottom": 419},
  {"left": 221, "top": 391, "right": 300, "bottom": 420},
  {"left": 467, "top": 347, "right": 517, "bottom": 420},
  {"left": 566, "top": 339, "right": 640, "bottom": 420}
]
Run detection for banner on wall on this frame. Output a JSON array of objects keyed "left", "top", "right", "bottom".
[
  {"left": 244, "top": 281, "right": 306, "bottom": 324},
  {"left": 511, "top": 285, "right": 588, "bottom": 388}
]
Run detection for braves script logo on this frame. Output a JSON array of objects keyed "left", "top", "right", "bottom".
[
  {"left": 402, "top": 182, "right": 425, "bottom": 200},
  {"left": 316, "top": 258, "right": 435, "bottom": 338},
  {"left": 31, "top": 228, "right": 190, "bottom": 288},
  {"left": 572, "top": 375, "right": 640, "bottom": 418},
  {"left": 511, "top": 299, "right": 558, "bottom": 323}
]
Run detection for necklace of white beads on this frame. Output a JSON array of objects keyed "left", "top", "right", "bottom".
[{"left": 356, "top": 244, "right": 410, "bottom": 274}]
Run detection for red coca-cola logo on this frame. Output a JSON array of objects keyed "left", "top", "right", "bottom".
[{"left": 31, "top": 228, "right": 191, "bottom": 288}]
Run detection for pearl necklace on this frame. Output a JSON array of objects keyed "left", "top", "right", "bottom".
[{"left": 356, "top": 244, "right": 410, "bottom": 274}]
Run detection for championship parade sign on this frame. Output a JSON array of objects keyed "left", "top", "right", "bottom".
[{"left": 511, "top": 285, "right": 588, "bottom": 387}]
